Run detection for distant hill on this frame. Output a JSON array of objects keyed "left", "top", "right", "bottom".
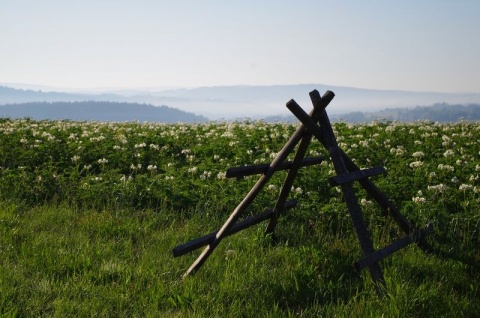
[
  {"left": 0, "top": 101, "right": 208, "bottom": 123},
  {"left": 2, "top": 84, "right": 480, "bottom": 120},
  {"left": 262, "top": 103, "right": 480, "bottom": 123},
  {"left": 332, "top": 103, "right": 480, "bottom": 123}
]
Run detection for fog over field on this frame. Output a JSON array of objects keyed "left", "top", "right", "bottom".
[{"left": 2, "top": 84, "right": 480, "bottom": 120}]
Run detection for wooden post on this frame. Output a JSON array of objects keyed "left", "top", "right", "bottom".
[
  {"left": 287, "top": 98, "right": 386, "bottom": 295},
  {"left": 266, "top": 91, "right": 335, "bottom": 235},
  {"left": 309, "top": 90, "right": 434, "bottom": 254},
  {"left": 265, "top": 131, "right": 313, "bottom": 235}
]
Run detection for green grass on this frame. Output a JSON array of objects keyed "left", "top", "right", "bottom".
[
  {"left": 0, "top": 119, "right": 479, "bottom": 316},
  {"left": 0, "top": 200, "right": 478, "bottom": 317}
]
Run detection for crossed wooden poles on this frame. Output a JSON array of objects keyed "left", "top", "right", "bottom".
[{"left": 173, "top": 90, "right": 433, "bottom": 295}]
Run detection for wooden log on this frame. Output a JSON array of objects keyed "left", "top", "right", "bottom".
[
  {"left": 172, "top": 199, "right": 297, "bottom": 257},
  {"left": 308, "top": 90, "right": 416, "bottom": 233},
  {"left": 265, "top": 133, "right": 313, "bottom": 234},
  {"left": 329, "top": 166, "right": 387, "bottom": 186},
  {"left": 309, "top": 90, "right": 435, "bottom": 254},
  {"left": 354, "top": 224, "right": 433, "bottom": 271},
  {"left": 288, "top": 96, "right": 386, "bottom": 295},
  {"left": 181, "top": 91, "right": 335, "bottom": 278},
  {"left": 226, "top": 157, "right": 323, "bottom": 179}
]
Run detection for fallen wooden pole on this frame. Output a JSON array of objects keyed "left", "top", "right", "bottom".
[
  {"left": 172, "top": 199, "right": 297, "bottom": 257},
  {"left": 354, "top": 224, "right": 433, "bottom": 271}
]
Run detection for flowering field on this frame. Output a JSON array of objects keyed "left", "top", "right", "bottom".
[
  {"left": 1, "top": 118, "right": 479, "bottom": 222},
  {"left": 0, "top": 117, "right": 479, "bottom": 316}
]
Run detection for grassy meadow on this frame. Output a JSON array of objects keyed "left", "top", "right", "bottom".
[{"left": 0, "top": 118, "right": 479, "bottom": 316}]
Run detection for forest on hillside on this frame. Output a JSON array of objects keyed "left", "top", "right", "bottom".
[
  {"left": 334, "top": 103, "right": 480, "bottom": 123},
  {"left": 0, "top": 101, "right": 208, "bottom": 123}
]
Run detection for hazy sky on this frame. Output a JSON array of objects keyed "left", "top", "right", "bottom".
[{"left": 1, "top": 0, "right": 479, "bottom": 92}]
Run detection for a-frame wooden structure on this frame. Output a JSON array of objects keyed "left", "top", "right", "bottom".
[{"left": 173, "top": 90, "right": 433, "bottom": 295}]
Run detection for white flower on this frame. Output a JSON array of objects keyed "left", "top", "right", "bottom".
[
  {"left": 360, "top": 198, "right": 373, "bottom": 206},
  {"left": 438, "top": 164, "right": 454, "bottom": 172},
  {"left": 390, "top": 147, "right": 405, "bottom": 156},
  {"left": 134, "top": 143, "right": 146, "bottom": 148},
  {"left": 443, "top": 149, "right": 455, "bottom": 157},
  {"left": 412, "top": 151, "right": 425, "bottom": 158},
  {"left": 147, "top": 165, "right": 157, "bottom": 172},
  {"left": 200, "top": 171, "right": 212, "bottom": 180},
  {"left": 385, "top": 126, "right": 395, "bottom": 133},
  {"left": 459, "top": 184, "right": 473, "bottom": 191},
  {"left": 98, "top": 158, "right": 108, "bottom": 164},
  {"left": 427, "top": 184, "right": 449, "bottom": 193},
  {"left": 412, "top": 196, "right": 426, "bottom": 203},
  {"left": 409, "top": 161, "right": 423, "bottom": 169}
]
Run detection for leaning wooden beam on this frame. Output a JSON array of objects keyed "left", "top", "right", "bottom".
[
  {"left": 265, "top": 92, "right": 335, "bottom": 235},
  {"left": 172, "top": 199, "right": 298, "bottom": 257},
  {"left": 181, "top": 92, "right": 336, "bottom": 278},
  {"left": 287, "top": 98, "right": 386, "bottom": 295},
  {"left": 309, "top": 91, "right": 434, "bottom": 254},
  {"left": 226, "top": 157, "right": 323, "bottom": 179},
  {"left": 265, "top": 131, "right": 313, "bottom": 235},
  {"left": 354, "top": 224, "right": 433, "bottom": 271},
  {"left": 329, "top": 166, "right": 387, "bottom": 186},
  {"left": 309, "top": 90, "right": 416, "bottom": 234}
]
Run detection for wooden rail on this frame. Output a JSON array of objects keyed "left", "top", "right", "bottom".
[{"left": 172, "top": 199, "right": 297, "bottom": 257}]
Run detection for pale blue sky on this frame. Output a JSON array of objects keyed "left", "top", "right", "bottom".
[{"left": 1, "top": 0, "right": 479, "bottom": 92}]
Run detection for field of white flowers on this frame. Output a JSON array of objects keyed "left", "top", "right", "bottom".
[
  {"left": 1, "top": 118, "right": 479, "bottom": 209},
  {"left": 0, "top": 118, "right": 479, "bottom": 316},
  {"left": 1, "top": 117, "right": 479, "bottom": 252}
]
